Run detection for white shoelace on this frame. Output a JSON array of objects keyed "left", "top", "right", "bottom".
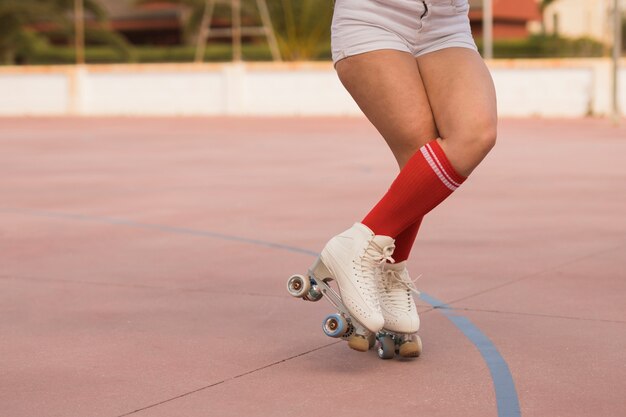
[
  {"left": 380, "top": 267, "right": 421, "bottom": 313},
  {"left": 358, "top": 242, "right": 395, "bottom": 308}
]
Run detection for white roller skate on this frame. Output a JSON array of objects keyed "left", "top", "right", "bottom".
[
  {"left": 376, "top": 261, "right": 423, "bottom": 359},
  {"left": 287, "top": 223, "right": 395, "bottom": 353}
]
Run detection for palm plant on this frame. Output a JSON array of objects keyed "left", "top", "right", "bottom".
[
  {"left": 0, "top": 0, "right": 131, "bottom": 64},
  {"left": 267, "top": 0, "right": 332, "bottom": 60}
]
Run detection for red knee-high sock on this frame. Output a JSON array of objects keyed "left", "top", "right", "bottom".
[
  {"left": 391, "top": 219, "right": 422, "bottom": 262},
  {"left": 362, "top": 139, "right": 466, "bottom": 238}
]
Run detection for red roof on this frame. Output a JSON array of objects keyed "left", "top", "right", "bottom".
[{"left": 469, "top": 0, "right": 541, "bottom": 22}]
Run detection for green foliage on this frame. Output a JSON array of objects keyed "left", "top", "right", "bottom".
[
  {"left": 22, "top": 43, "right": 276, "bottom": 64},
  {"left": 475, "top": 34, "right": 605, "bottom": 58},
  {"left": 135, "top": 42, "right": 274, "bottom": 62},
  {"left": 0, "top": 0, "right": 130, "bottom": 64},
  {"left": 3, "top": 29, "right": 49, "bottom": 64},
  {"left": 84, "top": 28, "right": 136, "bottom": 61}
]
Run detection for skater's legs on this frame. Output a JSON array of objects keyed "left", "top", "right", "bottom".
[
  {"left": 360, "top": 48, "right": 497, "bottom": 237},
  {"left": 335, "top": 50, "right": 436, "bottom": 257}
]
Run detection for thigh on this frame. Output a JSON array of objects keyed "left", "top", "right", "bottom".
[
  {"left": 416, "top": 47, "right": 497, "bottom": 174},
  {"left": 335, "top": 49, "right": 438, "bottom": 169}
]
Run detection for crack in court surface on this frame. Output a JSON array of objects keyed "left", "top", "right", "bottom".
[{"left": 114, "top": 341, "right": 342, "bottom": 417}]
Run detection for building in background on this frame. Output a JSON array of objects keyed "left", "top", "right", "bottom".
[
  {"left": 469, "top": 0, "right": 541, "bottom": 39},
  {"left": 99, "top": 0, "right": 183, "bottom": 45},
  {"left": 540, "top": 0, "right": 626, "bottom": 44}
]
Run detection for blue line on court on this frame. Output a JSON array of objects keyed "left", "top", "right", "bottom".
[
  {"left": 3, "top": 207, "right": 521, "bottom": 416},
  {"left": 420, "top": 292, "right": 521, "bottom": 417}
]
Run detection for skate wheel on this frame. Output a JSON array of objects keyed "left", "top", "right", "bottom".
[
  {"left": 347, "top": 335, "right": 369, "bottom": 352},
  {"left": 287, "top": 274, "right": 310, "bottom": 298},
  {"left": 377, "top": 335, "right": 395, "bottom": 359},
  {"left": 322, "top": 313, "right": 348, "bottom": 338},
  {"left": 367, "top": 333, "right": 376, "bottom": 350},
  {"left": 399, "top": 335, "right": 423, "bottom": 358}
]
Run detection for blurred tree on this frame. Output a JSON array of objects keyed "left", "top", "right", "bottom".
[
  {"left": 0, "top": 0, "right": 131, "bottom": 64},
  {"left": 137, "top": 0, "right": 332, "bottom": 60}
]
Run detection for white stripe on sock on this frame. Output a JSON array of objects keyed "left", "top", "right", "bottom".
[
  {"left": 420, "top": 146, "right": 458, "bottom": 191},
  {"left": 425, "top": 143, "right": 462, "bottom": 188}
]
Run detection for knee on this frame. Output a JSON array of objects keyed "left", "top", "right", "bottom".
[
  {"left": 476, "top": 121, "right": 497, "bottom": 156},
  {"left": 460, "top": 117, "right": 497, "bottom": 158}
]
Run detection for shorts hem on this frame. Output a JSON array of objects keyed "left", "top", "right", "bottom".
[
  {"left": 332, "top": 45, "right": 413, "bottom": 68},
  {"left": 413, "top": 40, "right": 478, "bottom": 58}
]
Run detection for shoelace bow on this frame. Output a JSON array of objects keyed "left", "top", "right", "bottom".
[{"left": 359, "top": 242, "right": 396, "bottom": 307}]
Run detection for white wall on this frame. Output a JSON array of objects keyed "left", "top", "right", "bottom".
[
  {"left": 491, "top": 67, "right": 596, "bottom": 117},
  {"left": 0, "top": 72, "right": 69, "bottom": 114},
  {"left": 0, "top": 60, "right": 624, "bottom": 117}
]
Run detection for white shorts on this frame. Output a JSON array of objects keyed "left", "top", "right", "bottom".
[{"left": 331, "top": 0, "right": 478, "bottom": 66}]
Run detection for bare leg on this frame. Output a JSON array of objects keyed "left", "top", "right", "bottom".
[
  {"left": 335, "top": 49, "right": 438, "bottom": 169},
  {"left": 416, "top": 48, "right": 498, "bottom": 177}
]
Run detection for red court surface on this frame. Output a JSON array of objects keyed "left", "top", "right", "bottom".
[{"left": 1, "top": 117, "right": 625, "bottom": 417}]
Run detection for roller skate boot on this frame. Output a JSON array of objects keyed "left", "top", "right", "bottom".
[
  {"left": 287, "top": 223, "right": 395, "bottom": 353},
  {"left": 376, "top": 261, "right": 423, "bottom": 359}
]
